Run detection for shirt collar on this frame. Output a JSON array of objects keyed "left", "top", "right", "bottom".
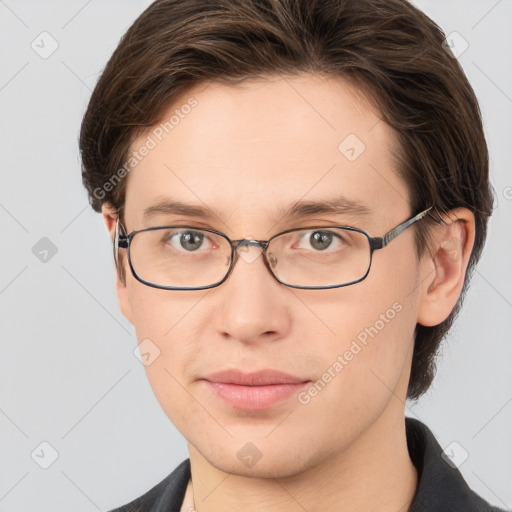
[{"left": 406, "top": 417, "right": 501, "bottom": 511}]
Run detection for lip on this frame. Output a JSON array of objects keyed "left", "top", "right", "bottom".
[
  {"left": 201, "top": 369, "right": 311, "bottom": 410},
  {"left": 205, "top": 369, "right": 308, "bottom": 385}
]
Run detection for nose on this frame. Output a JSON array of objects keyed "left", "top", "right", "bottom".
[{"left": 213, "top": 243, "right": 292, "bottom": 345}]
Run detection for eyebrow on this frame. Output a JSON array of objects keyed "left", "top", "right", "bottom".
[
  {"left": 142, "top": 195, "right": 372, "bottom": 223},
  {"left": 143, "top": 199, "right": 224, "bottom": 222},
  {"left": 278, "top": 196, "right": 372, "bottom": 219}
]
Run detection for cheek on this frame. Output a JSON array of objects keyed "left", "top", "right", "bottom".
[
  {"left": 302, "top": 254, "right": 419, "bottom": 406},
  {"left": 127, "top": 280, "right": 209, "bottom": 340},
  {"left": 291, "top": 296, "right": 415, "bottom": 455},
  {"left": 126, "top": 284, "right": 212, "bottom": 425}
]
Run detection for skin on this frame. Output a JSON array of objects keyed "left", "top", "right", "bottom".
[{"left": 102, "top": 74, "right": 475, "bottom": 512}]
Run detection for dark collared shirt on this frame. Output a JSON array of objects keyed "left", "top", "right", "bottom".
[{"left": 110, "top": 417, "right": 506, "bottom": 511}]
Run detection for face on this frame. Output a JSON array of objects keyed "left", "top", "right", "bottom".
[{"left": 115, "top": 74, "right": 425, "bottom": 477}]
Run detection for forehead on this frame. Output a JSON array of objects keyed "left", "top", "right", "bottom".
[{"left": 123, "top": 74, "right": 410, "bottom": 232}]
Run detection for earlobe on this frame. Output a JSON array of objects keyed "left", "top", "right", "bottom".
[
  {"left": 417, "top": 208, "right": 476, "bottom": 327},
  {"left": 101, "top": 204, "right": 134, "bottom": 325}
]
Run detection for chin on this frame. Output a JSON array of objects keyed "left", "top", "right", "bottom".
[
  {"left": 195, "top": 438, "right": 321, "bottom": 479},
  {"left": 210, "top": 456, "right": 307, "bottom": 479}
]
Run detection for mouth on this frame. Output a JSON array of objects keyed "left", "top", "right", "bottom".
[{"left": 201, "top": 369, "right": 311, "bottom": 410}]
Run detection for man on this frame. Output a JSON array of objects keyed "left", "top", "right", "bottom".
[{"left": 79, "top": 0, "right": 504, "bottom": 510}]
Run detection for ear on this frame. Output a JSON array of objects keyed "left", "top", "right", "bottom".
[
  {"left": 101, "top": 204, "right": 134, "bottom": 325},
  {"left": 417, "top": 208, "right": 475, "bottom": 327}
]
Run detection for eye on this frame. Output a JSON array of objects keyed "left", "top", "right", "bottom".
[
  {"left": 165, "top": 229, "right": 216, "bottom": 252},
  {"left": 296, "top": 230, "right": 345, "bottom": 252}
]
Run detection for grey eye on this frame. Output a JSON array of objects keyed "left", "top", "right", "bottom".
[
  {"left": 309, "top": 231, "right": 334, "bottom": 251},
  {"left": 168, "top": 230, "right": 206, "bottom": 251}
]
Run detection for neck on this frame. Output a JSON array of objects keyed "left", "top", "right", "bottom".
[{"left": 188, "top": 410, "right": 418, "bottom": 512}]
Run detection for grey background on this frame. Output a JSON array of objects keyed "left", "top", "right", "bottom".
[{"left": 0, "top": 1, "right": 511, "bottom": 511}]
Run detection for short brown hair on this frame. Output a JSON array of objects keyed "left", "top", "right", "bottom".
[{"left": 80, "top": 0, "right": 493, "bottom": 400}]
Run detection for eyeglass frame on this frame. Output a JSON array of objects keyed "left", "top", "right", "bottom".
[{"left": 114, "top": 206, "right": 432, "bottom": 291}]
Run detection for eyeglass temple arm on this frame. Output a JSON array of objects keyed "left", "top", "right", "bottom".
[
  {"left": 370, "top": 207, "right": 432, "bottom": 250},
  {"left": 114, "top": 218, "right": 129, "bottom": 267}
]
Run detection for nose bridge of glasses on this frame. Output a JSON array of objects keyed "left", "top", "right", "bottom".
[
  {"left": 232, "top": 238, "right": 270, "bottom": 265},
  {"left": 233, "top": 238, "right": 268, "bottom": 248}
]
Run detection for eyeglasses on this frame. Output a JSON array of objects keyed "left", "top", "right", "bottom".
[{"left": 114, "top": 207, "right": 431, "bottom": 291}]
